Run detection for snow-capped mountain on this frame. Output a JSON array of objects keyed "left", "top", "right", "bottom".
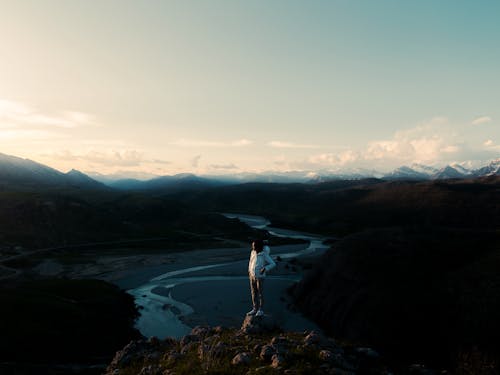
[
  {"left": 384, "top": 166, "right": 432, "bottom": 180},
  {"left": 473, "top": 158, "right": 500, "bottom": 177},
  {"left": 431, "top": 165, "right": 469, "bottom": 180}
]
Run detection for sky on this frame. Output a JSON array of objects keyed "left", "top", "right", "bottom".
[{"left": 0, "top": 0, "right": 499, "bottom": 177}]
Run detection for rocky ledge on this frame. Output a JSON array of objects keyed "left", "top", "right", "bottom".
[{"left": 105, "top": 315, "right": 434, "bottom": 374}]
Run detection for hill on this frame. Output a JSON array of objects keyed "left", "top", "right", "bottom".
[
  {"left": 0, "top": 152, "right": 107, "bottom": 191},
  {"left": 177, "top": 176, "right": 500, "bottom": 236}
]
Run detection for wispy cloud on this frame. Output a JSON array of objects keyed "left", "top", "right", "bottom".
[
  {"left": 471, "top": 116, "right": 492, "bottom": 126},
  {"left": 267, "top": 140, "right": 320, "bottom": 149},
  {"left": 0, "top": 99, "right": 97, "bottom": 129},
  {"left": 484, "top": 139, "right": 494, "bottom": 147},
  {"left": 44, "top": 149, "right": 163, "bottom": 168},
  {"left": 172, "top": 138, "right": 253, "bottom": 147},
  {"left": 191, "top": 154, "right": 202, "bottom": 168},
  {"left": 302, "top": 116, "right": 499, "bottom": 171},
  {"left": 209, "top": 163, "right": 239, "bottom": 170}
]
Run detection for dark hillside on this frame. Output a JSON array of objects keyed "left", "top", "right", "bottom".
[
  {"left": 291, "top": 228, "right": 500, "bottom": 370},
  {"left": 0, "top": 278, "right": 140, "bottom": 373},
  {"left": 179, "top": 177, "right": 499, "bottom": 235},
  {"left": 0, "top": 189, "right": 260, "bottom": 250}
]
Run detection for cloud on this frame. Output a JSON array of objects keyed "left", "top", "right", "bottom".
[
  {"left": 267, "top": 141, "right": 320, "bottom": 149},
  {"left": 303, "top": 116, "right": 499, "bottom": 171},
  {"left": 46, "top": 149, "right": 146, "bottom": 167},
  {"left": 209, "top": 163, "right": 239, "bottom": 170},
  {"left": 172, "top": 138, "right": 253, "bottom": 147},
  {"left": 152, "top": 159, "right": 172, "bottom": 165},
  {"left": 484, "top": 139, "right": 494, "bottom": 147},
  {"left": 471, "top": 116, "right": 492, "bottom": 125},
  {"left": 191, "top": 154, "right": 202, "bottom": 168},
  {"left": 0, "top": 99, "right": 96, "bottom": 129}
]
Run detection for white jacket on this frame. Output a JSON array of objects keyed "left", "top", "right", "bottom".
[{"left": 248, "top": 246, "right": 276, "bottom": 278}]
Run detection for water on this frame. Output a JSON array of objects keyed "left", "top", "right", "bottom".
[{"left": 128, "top": 213, "right": 329, "bottom": 338}]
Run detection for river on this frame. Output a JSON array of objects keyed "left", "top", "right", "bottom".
[{"left": 127, "top": 213, "right": 329, "bottom": 339}]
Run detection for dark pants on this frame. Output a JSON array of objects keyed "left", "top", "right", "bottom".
[{"left": 249, "top": 275, "right": 264, "bottom": 310}]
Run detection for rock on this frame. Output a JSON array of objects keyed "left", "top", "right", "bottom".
[
  {"left": 139, "top": 364, "right": 161, "bottom": 375},
  {"left": 304, "top": 330, "right": 325, "bottom": 347},
  {"left": 319, "top": 349, "right": 334, "bottom": 362},
  {"left": 180, "top": 334, "right": 199, "bottom": 347},
  {"left": 163, "top": 350, "right": 181, "bottom": 364},
  {"left": 213, "top": 341, "right": 227, "bottom": 356},
  {"left": 213, "top": 325, "right": 224, "bottom": 334},
  {"left": 191, "top": 325, "right": 210, "bottom": 337},
  {"left": 107, "top": 340, "right": 151, "bottom": 369},
  {"left": 241, "top": 314, "right": 280, "bottom": 334},
  {"left": 231, "top": 352, "right": 251, "bottom": 365},
  {"left": 180, "top": 342, "right": 196, "bottom": 355},
  {"left": 270, "top": 335, "right": 290, "bottom": 354},
  {"left": 271, "top": 353, "right": 285, "bottom": 368},
  {"left": 259, "top": 344, "right": 276, "bottom": 361},
  {"left": 198, "top": 343, "right": 209, "bottom": 361}
]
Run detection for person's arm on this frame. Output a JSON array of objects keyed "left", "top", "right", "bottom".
[{"left": 262, "top": 252, "right": 276, "bottom": 272}]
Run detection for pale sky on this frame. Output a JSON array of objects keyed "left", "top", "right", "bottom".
[{"left": 0, "top": 0, "right": 499, "bottom": 176}]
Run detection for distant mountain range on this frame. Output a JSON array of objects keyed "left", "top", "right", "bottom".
[
  {"left": 0, "top": 153, "right": 106, "bottom": 190},
  {"left": 1, "top": 152, "right": 499, "bottom": 192}
]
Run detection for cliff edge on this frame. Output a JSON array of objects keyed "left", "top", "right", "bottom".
[{"left": 104, "top": 315, "right": 430, "bottom": 375}]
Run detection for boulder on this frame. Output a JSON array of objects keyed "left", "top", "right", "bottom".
[
  {"left": 241, "top": 314, "right": 280, "bottom": 334},
  {"left": 231, "top": 352, "right": 251, "bottom": 365}
]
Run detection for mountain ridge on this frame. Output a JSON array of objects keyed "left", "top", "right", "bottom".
[{"left": 1, "top": 151, "right": 499, "bottom": 192}]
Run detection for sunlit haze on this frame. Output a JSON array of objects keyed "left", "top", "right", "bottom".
[{"left": 1, "top": 1, "right": 499, "bottom": 177}]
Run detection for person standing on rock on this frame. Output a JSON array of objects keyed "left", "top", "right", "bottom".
[{"left": 247, "top": 239, "right": 276, "bottom": 317}]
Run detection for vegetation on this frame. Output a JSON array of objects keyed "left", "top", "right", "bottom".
[
  {"left": 0, "top": 278, "right": 140, "bottom": 373},
  {"left": 175, "top": 176, "right": 499, "bottom": 236}
]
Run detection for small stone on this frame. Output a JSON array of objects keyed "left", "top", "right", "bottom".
[
  {"left": 319, "top": 349, "right": 334, "bottom": 362},
  {"left": 260, "top": 344, "right": 276, "bottom": 361},
  {"left": 180, "top": 342, "right": 196, "bottom": 355},
  {"left": 139, "top": 365, "right": 161, "bottom": 375},
  {"left": 232, "top": 352, "right": 251, "bottom": 365},
  {"left": 271, "top": 353, "right": 285, "bottom": 368},
  {"left": 198, "top": 343, "right": 210, "bottom": 361},
  {"left": 180, "top": 334, "right": 199, "bottom": 347},
  {"left": 304, "top": 331, "right": 324, "bottom": 346},
  {"left": 164, "top": 350, "right": 181, "bottom": 363},
  {"left": 146, "top": 351, "right": 161, "bottom": 361},
  {"left": 213, "top": 341, "right": 227, "bottom": 356},
  {"left": 191, "top": 326, "right": 209, "bottom": 337}
]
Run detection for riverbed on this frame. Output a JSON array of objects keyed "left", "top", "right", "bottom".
[{"left": 124, "top": 214, "right": 329, "bottom": 339}]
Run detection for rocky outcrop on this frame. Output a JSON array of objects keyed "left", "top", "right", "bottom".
[
  {"left": 240, "top": 314, "right": 280, "bottom": 334},
  {"left": 105, "top": 316, "right": 391, "bottom": 374}
]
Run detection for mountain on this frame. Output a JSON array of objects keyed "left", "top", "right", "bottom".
[
  {"left": 0, "top": 152, "right": 67, "bottom": 185},
  {"left": 383, "top": 166, "right": 432, "bottom": 180},
  {"left": 65, "top": 169, "right": 108, "bottom": 189},
  {"left": 88, "top": 171, "right": 160, "bottom": 185},
  {"left": 431, "top": 165, "right": 469, "bottom": 180},
  {"left": 474, "top": 158, "right": 500, "bottom": 177},
  {"left": 0, "top": 152, "right": 106, "bottom": 190},
  {"left": 109, "top": 173, "right": 229, "bottom": 192}
]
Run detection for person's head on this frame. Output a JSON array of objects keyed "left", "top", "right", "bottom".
[{"left": 252, "top": 239, "right": 264, "bottom": 253}]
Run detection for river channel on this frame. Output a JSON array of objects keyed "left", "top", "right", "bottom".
[{"left": 127, "top": 214, "right": 329, "bottom": 339}]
